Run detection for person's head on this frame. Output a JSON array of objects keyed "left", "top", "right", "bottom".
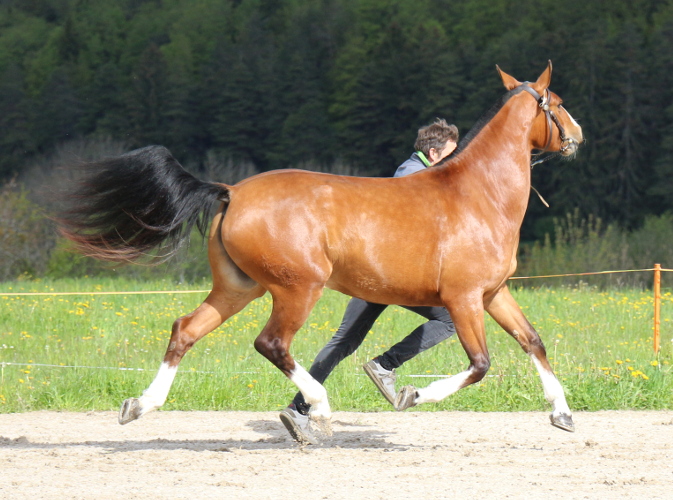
[{"left": 414, "top": 118, "right": 459, "bottom": 165}]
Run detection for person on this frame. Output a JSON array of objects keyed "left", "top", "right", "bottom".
[{"left": 280, "top": 119, "right": 460, "bottom": 444}]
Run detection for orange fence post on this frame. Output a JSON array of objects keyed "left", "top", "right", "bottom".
[{"left": 654, "top": 263, "right": 661, "bottom": 353}]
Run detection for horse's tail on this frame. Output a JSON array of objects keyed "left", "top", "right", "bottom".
[{"left": 56, "top": 145, "right": 230, "bottom": 263}]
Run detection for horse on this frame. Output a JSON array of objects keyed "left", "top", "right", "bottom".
[{"left": 56, "top": 61, "right": 583, "bottom": 435}]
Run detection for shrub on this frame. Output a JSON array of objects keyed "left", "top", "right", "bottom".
[
  {"left": 517, "top": 209, "right": 672, "bottom": 289},
  {"left": 0, "top": 180, "right": 56, "bottom": 280}
]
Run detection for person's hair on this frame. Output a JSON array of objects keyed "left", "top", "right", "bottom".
[{"left": 414, "top": 118, "right": 459, "bottom": 155}]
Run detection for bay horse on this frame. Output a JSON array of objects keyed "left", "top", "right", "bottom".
[{"left": 57, "top": 62, "right": 583, "bottom": 434}]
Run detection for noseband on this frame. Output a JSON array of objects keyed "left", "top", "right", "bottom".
[{"left": 519, "top": 84, "right": 575, "bottom": 166}]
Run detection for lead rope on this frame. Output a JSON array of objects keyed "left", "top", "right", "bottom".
[
  {"left": 530, "top": 154, "right": 555, "bottom": 207},
  {"left": 531, "top": 184, "right": 550, "bottom": 207}
]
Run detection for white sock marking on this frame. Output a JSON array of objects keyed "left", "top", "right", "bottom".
[
  {"left": 138, "top": 362, "right": 178, "bottom": 415},
  {"left": 289, "top": 362, "right": 331, "bottom": 419},
  {"left": 530, "top": 354, "right": 571, "bottom": 416},
  {"left": 415, "top": 369, "right": 474, "bottom": 404}
]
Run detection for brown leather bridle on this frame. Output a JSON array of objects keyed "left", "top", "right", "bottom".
[{"left": 519, "top": 84, "right": 577, "bottom": 166}]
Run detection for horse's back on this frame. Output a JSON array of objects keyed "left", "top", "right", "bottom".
[{"left": 218, "top": 169, "right": 456, "bottom": 302}]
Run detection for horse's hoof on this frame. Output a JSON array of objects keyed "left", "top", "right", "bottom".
[
  {"left": 394, "top": 385, "right": 418, "bottom": 411},
  {"left": 310, "top": 415, "right": 333, "bottom": 437},
  {"left": 119, "top": 398, "right": 142, "bottom": 425},
  {"left": 550, "top": 412, "right": 575, "bottom": 432}
]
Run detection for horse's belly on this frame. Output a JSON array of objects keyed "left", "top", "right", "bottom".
[{"left": 325, "top": 269, "right": 443, "bottom": 307}]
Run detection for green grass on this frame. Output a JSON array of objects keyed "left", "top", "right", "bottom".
[{"left": 1, "top": 278, "right": 672, "bottom": 413}]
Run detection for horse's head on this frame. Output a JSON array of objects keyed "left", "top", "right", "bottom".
[{"left": 497, "top": 61, "right": 583, "bottom": 158}]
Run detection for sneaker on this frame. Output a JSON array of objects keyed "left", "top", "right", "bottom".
[
  {"left": 279, "top": 404, "right": 318, "bottom": 445},
  {"left": 394, "top": 385, "right": 418, "bottom": 411},
  {"left": 363, "top": 358, "right": 397, "bottom": 406}
]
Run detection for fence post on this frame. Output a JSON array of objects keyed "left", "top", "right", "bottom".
[{"left": 654, "top": 263, "right": 661, "bottom": 353}]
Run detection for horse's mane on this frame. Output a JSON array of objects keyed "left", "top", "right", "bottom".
[{"left": 435, "top": 85, "right": 528, "bottom": 168}]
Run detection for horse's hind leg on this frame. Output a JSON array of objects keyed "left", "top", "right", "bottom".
[
  {"left": 253, "top": 286, "right": 332, "bottom": 432},
  {"left": 119, "top": 211, "right": 264, "bottom": 424},
  {"left": 486, "top": 286, "right": 574, "bottom": 432},
  {"left": 118, "top": 286, "right": 262, "bottom": 424}
]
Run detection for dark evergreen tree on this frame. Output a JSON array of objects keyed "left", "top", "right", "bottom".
[
  {"left": 331, "top": 11, "right": 462, "bottom": 173},
  {"left": 33, "top": 66, "right": 83, "bottom": 150},
  {"left": 0, "top": 65, "right": 35, "bottom": 178},
  {"left": 126, "top": 43, "right": 170, "bottom": 147},
  {"left": 648, "top": 14, "right": 673, "bottom": 214}
]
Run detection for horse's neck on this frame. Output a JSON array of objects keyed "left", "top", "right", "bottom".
[{"left": 452, "top": 96, "right": 536, "bottom": 214}]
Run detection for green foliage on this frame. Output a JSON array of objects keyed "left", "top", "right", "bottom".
[
  {"left": 44, "top": 230, "right": 212, "bottom": 283},
  {"left": 518, "top": 210, "right": 673, "bottom": 288},
  {"left": 628, "top": 213, "right": 673, "bottom": 271},
  {"left": 0, "top": 181, "right": 55, "bottom": 281}
]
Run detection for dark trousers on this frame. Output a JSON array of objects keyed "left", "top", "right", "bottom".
[{"left": 292, "top": 297, "right": 456, "bottom": 410}]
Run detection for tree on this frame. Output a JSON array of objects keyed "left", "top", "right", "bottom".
[
  {"left": 331, "top": 9, "right": 462, "bottom": 173},
  {"left": 0, "top": 64, "right": 35, "bottom": 178},
  {"left": 126, "top": 43, "right": 171, "bottom": 147}
]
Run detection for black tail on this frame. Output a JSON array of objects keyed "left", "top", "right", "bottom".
[{"left": 56, "top": 145, "right": 230, "bottom": 263}]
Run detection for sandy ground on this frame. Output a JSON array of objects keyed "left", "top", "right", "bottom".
[{"left": 1, "top": 410, "right": 672, "bottom": 499}]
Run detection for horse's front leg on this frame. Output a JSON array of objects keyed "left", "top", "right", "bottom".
[
  {"left": 395, "top": 295, "right": 491, "bottom": 410},
  {"left": 486, "top": 286, "right": 574, "bottom": 432}
]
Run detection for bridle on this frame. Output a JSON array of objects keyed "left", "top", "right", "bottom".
[{"left": 519, "top": 84, "right": 576, "bottom": 166}]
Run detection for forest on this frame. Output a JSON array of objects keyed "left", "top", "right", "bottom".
[{"left": 1, "top": 0, "right": 672, "bottom": 281}]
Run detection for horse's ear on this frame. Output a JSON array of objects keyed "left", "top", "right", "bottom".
[
  {"left": 531, "top": 60, "right": 553, "bottom": 93},
  {"left": 496, "top": 65, "right": 521, "bottom": 91}
]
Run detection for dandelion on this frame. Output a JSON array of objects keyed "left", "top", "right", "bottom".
[
  {"left": 616, "top": 359, "right": 623, "bottom": 365},
  {"left": 650, "top": 360, "right": 659, "bottom": 367}
]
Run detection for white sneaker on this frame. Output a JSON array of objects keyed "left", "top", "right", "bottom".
[
  {"left": 363, "top": 358, "right": 397, "bottom": 406},
  {"left": 279, "top": 404, "right": 318, "bottom": 445}
]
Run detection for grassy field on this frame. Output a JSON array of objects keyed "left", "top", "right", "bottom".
[{"left": 1, "top": 278, "right": 672, "bottom": 413}]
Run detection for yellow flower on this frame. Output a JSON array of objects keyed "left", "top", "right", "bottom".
[
  {"left": 616, "top": 359, "right": 623, "bottom": 365},
  {"left": 650, "top": 360, "right": 659, "bottom": 367}
]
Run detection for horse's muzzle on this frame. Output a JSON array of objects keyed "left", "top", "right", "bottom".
[{"left": 560, "top": 138, "right": 579, "bottom": 156}]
